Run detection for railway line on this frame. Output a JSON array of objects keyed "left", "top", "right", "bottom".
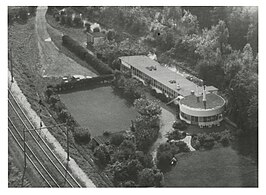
[{"left": 8, "top": 90, "right": 82, "bottom": 188}]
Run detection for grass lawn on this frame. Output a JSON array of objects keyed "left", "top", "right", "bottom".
[
  {"left": 59, "top": 86, "right": 137, "bottom": 137},
  {"left": 164, "top": 147, "right": 258, "bottom": 187}
]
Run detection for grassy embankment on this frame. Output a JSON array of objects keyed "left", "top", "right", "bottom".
[{"left": 9, "top": 17, "right": 112, "bottom": 187}]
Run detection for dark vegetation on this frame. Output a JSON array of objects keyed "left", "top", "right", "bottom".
[
  {"left": 88, "top": 95, "right": 163, "bottom": 186},
  {"left": 156, "top": 142, "right": 190, "bottom": 172},
  {"left": 54, "top": 75, "right": 114, "bottom": 92},
  {"left": 45, "top": 85, "right": 92, "bottom": 144},
  {"left": 62, "top": 35, "right": 113, "bottom": 75},
  {"left": 191, "top": 130, "right": 232, "bottom": 150},
  {"left": 8, "top": 6, "right": 37, "bottom": 25},
  {"left": 73, "top": 127, "right": 91, "bottom": 144},
  {"left": 93, "top": 137, "right": 164, "bottom": 187}
]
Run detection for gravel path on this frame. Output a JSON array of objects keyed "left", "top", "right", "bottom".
[
  {"left": 8, "top": 71, "right": 96, "bottom": 187},
  {"left": 35, "top": 6, "right": 96, "bottom": 78}
]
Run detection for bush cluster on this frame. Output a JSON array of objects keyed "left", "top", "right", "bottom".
[
  {"left": 8, "top": 6, "right": 37, "bottom": 25},
  {"left": 54, "top": 74, "right": 114, "bottom": 92},
  {"left": 62, "top": 35, "right": 113, "bottom": 75},
  {"left": 192, "top": 130, "right": 232, "bottom": 150},
  {"left": 110, "top": 133, "right": 125, "bottom": 147},
  {"left": 172, "top": 120, "right": 188, "bottom": 131},
  {"left": 103, "top": 139, "right": 163, "bottom": 187},
  {"left": 73, "top": 127, "right": 91, "bottom": 144},
  {"left": 156, "top": 141, "right": 190, "bottom": 171},
  {"left": 166, "top": 129, "right": 186, "bottom": 141}
]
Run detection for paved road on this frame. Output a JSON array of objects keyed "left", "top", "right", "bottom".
[{"left": 35, "top": 6, "right": 97, "bottom": 78}]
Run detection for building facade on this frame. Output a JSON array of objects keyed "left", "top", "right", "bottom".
[
  {"left": 119, "top": 55, "right": 224, "bottom": 127},
  {"left": 87, "top": 32, "right": 106, "bottom": 46},
  {"left": 179, "top": 93, "right": 225, "bottom": 127}
]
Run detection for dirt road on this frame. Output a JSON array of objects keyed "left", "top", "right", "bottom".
[{"left": 35, "top": 6, "right": 97, "bottom": 78}]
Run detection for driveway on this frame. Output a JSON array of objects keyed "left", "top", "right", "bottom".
[{"left": 35, "top": 6, "right": 97, "bottom": 78}]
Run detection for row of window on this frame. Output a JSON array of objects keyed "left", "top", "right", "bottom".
[
  {"left": 180, "top": 112, "right": 222, "bottom": 123},
  {"left": 130, "top": 66, "right": 178, "bottom": 98}
]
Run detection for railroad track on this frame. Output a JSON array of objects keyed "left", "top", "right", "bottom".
[
  {"left": 8, "top": 90, "right": 82, "bottom": 188},
  {"left": 42, "top": 111, "right": 113, "bottom": 187}
]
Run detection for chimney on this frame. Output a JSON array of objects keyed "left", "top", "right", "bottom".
[
  {"left": 177, "top": 83, "right": 181, "bottom": 90},
  {"left": 203, "top": 85, "right": 206, "bottom": 109},
  {"left": 196, "top": 85, "right": 200, "bottom": 103}
]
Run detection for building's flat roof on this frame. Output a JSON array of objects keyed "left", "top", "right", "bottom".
[
  {"left": 119, "top": 55, "right": 218, "bottom": 97},
  {"left": 180, "top": 93, "right": 225, "bottom": 109}
]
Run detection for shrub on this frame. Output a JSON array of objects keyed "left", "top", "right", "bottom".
[
  {"left": 135, "top": 151, "right": 154, "bottom": 168},
  {"left": 58, "top": 109, "right": 69, "bottom": 123},
  {"left": 138, "top": 168, "right": 164, "bottom": 187},
  {"left": 62, "top": 35, "right": 113, "bottom": 75},
  {"left": 73, "top": 16, "right": 82, "bottom": 27},
  {"left": 55, "top": 14, "right": 60, "bottom": 21},
  {"left": 123, "top": 180, "right": 136, "bottom": 187},
  {"left": 94, "top": 144, "right": 110, "bottom": 166},
  {"left": 18, "top": 7, "right": 28, "bottom": 22},
  {"left": 172, "top": 120, "right": 188, "bottom": 131},
  {"left": 28, "top": 6, "right": 37, "bottom": 16},
  {"left": 107, "top": 29, "right": 116, "bottom": 41},
  {"left": 110, "top": 133, "right": 125, "bottom": 146},
  {"left": 156, "top": 151, "right": 172, "bottom": 171},
  {"left": 174, "top": 141, "right": 190, "bottom": 153},
  {"left": 45, "top": 87, "right": 54, "bottom": 100},
  {"left": 118, "top": 140, "right": 136, "bottom": 160},
  {"left": 49, "top": 94, "right": 59, "bottom": 108},
  {"left": 202, "top": 135, "right": 215, "bottom": 150},
  {"left": 93, "top": 27, "right": 100, "bottom": 32},
  {"left": 85, "top": 23, "right": 91, "bottom": 32},
  {"left": 73, "top": 127, "right": 91, "bottom": 144},
  {"left": 220, "top": 134, "right": 230, "bottom": 147},
  {"left": 66, "top": 15, "right": 72, "bottom": 26},
  {"left": 192, "top": 138, "right": 201, "bottom": 150},
  {"left": 166, "top": 129, "right": 184, "bottom": 141}
]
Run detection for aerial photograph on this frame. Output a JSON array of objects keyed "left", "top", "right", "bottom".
[{"left": 7, "top": 5, "right": 258, "bottom": 188}]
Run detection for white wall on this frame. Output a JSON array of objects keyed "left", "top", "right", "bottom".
[{"left": 180, "top": 103, "right": 225, "bottom": 117}]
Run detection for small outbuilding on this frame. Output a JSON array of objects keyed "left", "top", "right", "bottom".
[{"left": 87, "top": 32, "right": 106, "bottom": 47}]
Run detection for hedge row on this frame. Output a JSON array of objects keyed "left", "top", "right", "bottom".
[
  {"left": 62, "top": 35, "right": 114, "bottom": 75},
  {"left": 55, "top": 74, "right": 114, "bottom": 92}
]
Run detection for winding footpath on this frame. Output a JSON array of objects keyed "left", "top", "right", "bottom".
[{"left": 150, "top": 108, "right": 195, "bottom": 162}]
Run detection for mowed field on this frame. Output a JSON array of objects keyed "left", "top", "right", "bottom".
[
  {"left": 164, "top": 147, "right": 258, "bottom": 187},
  {"left": 59, "top": 86, "right": 137, "bottom": 137}
]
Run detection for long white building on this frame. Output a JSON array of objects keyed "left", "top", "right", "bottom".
[{"left": 119, "top": 55, "right": 225, "bottom": 127}]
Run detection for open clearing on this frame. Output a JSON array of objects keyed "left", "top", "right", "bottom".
[{"left": 164, "top": 147, "right": 258, "bottom": 187}]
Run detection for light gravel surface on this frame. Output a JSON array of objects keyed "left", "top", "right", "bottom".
[{"left": 8, "top": 71, "right": 96, "bottom": 187}]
